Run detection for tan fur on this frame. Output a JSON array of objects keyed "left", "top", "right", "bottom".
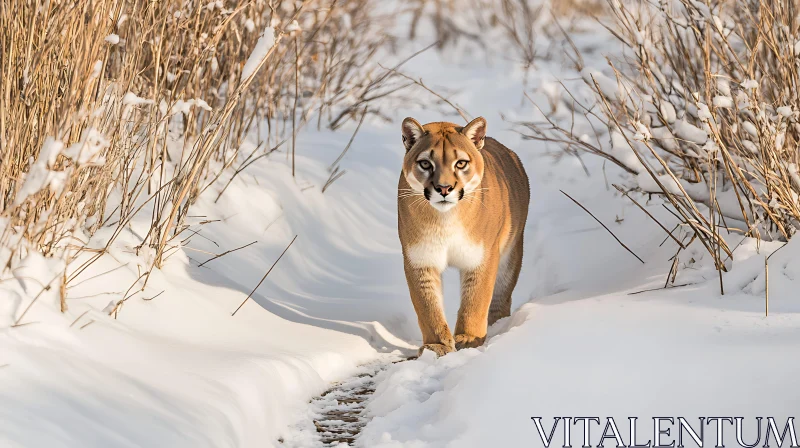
[{"left": 397, "top": 117, "right": 530, "bottom": 356}]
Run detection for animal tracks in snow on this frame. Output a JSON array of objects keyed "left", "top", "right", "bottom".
[{"left": 281, "top": 355, "right": 407, "bottom": 447}]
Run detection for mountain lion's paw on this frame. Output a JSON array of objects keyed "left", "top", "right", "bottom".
[
  {"left": 454, "top": 333, "right": 485, "bottom": 350},
  {"left": 419, "top": 343, "right": 455, "bottom": 357}
]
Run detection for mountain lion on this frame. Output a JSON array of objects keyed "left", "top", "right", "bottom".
[{"left": 398, "top": 117, "right": 530, "bottom": 356}]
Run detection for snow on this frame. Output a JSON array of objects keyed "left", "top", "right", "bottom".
[
  {"left": 741, "top": 79, "right": 759, "bottom": 89},
  {"left": 716, "top": 78, "right": 731, "bottom": 96},
  {"left": 13, "top": 137, "right": 68, "bottom": 206},
  {"left": 122, "top": 91, "right": 154, "bottom": 106},
  {"left": 205, "top": 1, "right": 224, "bottom": 11},
  {"left": 672, "top": 119, "right": 708, "bottom": 144},
  {"left": 659, "top": 100, "right": 676, "bottom": 123},
  {"left": 4, "top": 3, "right": 800, "bottom": 448},
  {"left": 241, "top": 27, "right": 275, "bottom": 81},
  {"left": 697, "top": 102, "right": 712, "bottom": 121},
  {"left": 90, "top": 60, "right": 103, "bottom": 78},
  {"left": 159, "top": 98, "right": 214, "bottom": 116},
  {"left": 650, "top": 126, "right": 678, "bottom": 151},
  {"left": 609, "top": 130, "right": 646, "bottom": 173},
  {"left": 104, "top": 34, "right": 120, "bottom": 45},
  {"left": 285, "top": 20, "right": 302, "bottom": 33},
  {"left": 581, "top": 68, "right": 630, "bottom": 104},
  {"left": 194, "top": 97, "right": 213, "bottom": 111},
  {"left": 632, "top": 121, "right": 651, "bottom": 141},
  {"left": 735, "top": 90, "right": 750, "bottom": 109},
  {"left": 1, "top": 213, "right": 380, "bottom": 447},
  {"left": 742, "top": 139, "right": 758, "bottom": 154},
  {"left": 712, "top": 95, "right": 733, "bottom": 108},
  {"left": 635, "top": 171, "right": 682, "bottom": 195},
  {"left": 360, "top": 255, "right": 800, "bottom": 447},
  {"left": 62, "top": 127, "right": 109, "bottom": 166},
  {"left": 777, "top": 106, "right": 793, "bottom": 117},
  {"left": 742, "top": 120, "right": 758, "bottom": 137}
]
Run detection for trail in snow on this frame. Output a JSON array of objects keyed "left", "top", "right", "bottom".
[
  {"left": 309, "top": 358, "right": 404, "bottom": 446},
  {"left": 281, "top": 355, "right": 407, "bottom": 447}
]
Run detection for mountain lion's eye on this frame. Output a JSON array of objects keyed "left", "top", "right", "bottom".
[
  {"left": 418, "top": 160, "right": 432, "bottom": 170},
  {"left": 455, "top": 160, "right": 469, "bottom": 169}
]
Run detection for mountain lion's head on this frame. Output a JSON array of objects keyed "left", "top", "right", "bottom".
[{"left": 401, "top": 117, "right": 487, "bottom": 212}]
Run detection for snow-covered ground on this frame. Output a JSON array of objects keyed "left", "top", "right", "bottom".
[{"left": 3, "top": 4, "right": 800, "bottom": 448}]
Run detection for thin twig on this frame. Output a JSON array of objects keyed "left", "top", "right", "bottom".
[
  {"left": 329, "top": 42, "right": 438, "bottom": 129},
  {"left": 69, "top": 310, "right": 91, "bottom": 328},
  {"left": 379, "top": 64, "right": 471, "bottom": 122},
  {"left": 328, "top": 106, "right": 368, "bottom": 172},
  {"left": 665, "top": 256, "right": 679, "bottom": 288},
  {"left": 560, "top": 190, "right": 645, "bottom": 264},
  {"left": 142, "top": 290, "right": 166, "bottom": 301},
  {"left": 215, "top": 140, "right": 286, "bottom": 203},
  {"left": 614, "top": 184, "right": 685, "bottom": 249},
  {"left": 292, "top": 34, "right": 299, "bottom": 178},
  {"left": 659, "top": 224, "right": 682, "bottom": 247},
  {"left": 198, "top": 240, "right": 258, "bottom": 267},
  {"left": 13, "top": 273, "right": 60, "bottom": 326},
  {"left": 764, "top": 242, "right": 789, "bottom": 317},
  {"left": 322, "top": 167, "right": 347, "bottom": 193},
  {"left": 765, "top": 256, "right": 769, "bottom": 317},
  {"left": 232, "top": 235, "right": 298, "bottom": 316},
  {"left": 628, "top": 283, "right": 692, "bottom": 295}
]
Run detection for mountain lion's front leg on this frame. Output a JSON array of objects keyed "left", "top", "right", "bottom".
[
  {"left": 404, "top": 263, "right": 454, "bottom": 356},
  {"left": 455, "top": 249, "right": 500, "bottom": 349}
]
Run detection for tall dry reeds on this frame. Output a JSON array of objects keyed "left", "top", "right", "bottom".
[
  {"left": 0, "top": 0, "right": 399, "bottom": 304},
  {"left": 520, "top": 0, "right": 800, "bottom": 276}
]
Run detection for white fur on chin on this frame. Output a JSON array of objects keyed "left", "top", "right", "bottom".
[
  {"left": 430, "top": 201, "right": 456, "bottom": 212},
  {"left": 429, "top": 193, "right": 458, "bottom": 212}
]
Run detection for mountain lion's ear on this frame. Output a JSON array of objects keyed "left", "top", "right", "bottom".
[
  {"left": 402, "top": 117, "right": 424, "bottom": 152},
  {"left": 461, "top": 117, "right": 487, "bottom": 150}
]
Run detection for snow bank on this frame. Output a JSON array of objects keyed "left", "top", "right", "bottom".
[
  {"left": 361, "top": 269, "right": 800, "bottom": 447},
  {"left": 0, "top": 199, "right": 380, "bottom": 447}
]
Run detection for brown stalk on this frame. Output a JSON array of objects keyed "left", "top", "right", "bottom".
[
  {"left": 232, "top": 235, "right": 297, "bottom": 316},
  {"left": 613, "top": 184, "right": 685, "bottom": 249},
  {"left": 198, "top": 240, "right": 258, "bottom": 267},
  {"left": 560, "top": 190, "right": 645, "bottom": 264}
]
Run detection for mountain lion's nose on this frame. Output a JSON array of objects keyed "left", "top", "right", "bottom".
[{"left": 434, "top": 184, "right": 453, "bottom": 196}]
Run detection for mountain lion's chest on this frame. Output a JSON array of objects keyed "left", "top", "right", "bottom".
[{"left": 405, "top": 223, "right": 484, "bottom": 272}]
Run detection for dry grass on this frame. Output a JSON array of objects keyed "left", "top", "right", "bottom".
[
  {"left": 0, "top": 0, "right": 401, "bottom": 304},
  {"left": 520, "top": 0, "right": 800, "bottom": 277},
  {"left": 406, "top": 0, "right": 550, "bottom": 69},
  {"left": 549, "top": 0, "right": 605, "bottom": 18}
]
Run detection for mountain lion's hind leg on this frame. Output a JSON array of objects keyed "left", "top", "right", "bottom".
[
  {"left": 488, "top": 236, "right": 523, "bottom": 326},
  {"left": 404, "top": 264, "right": 454, "bottom": 356},
  {"left": 454, "top": 249, "right": 500, "bottom": 350}
]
